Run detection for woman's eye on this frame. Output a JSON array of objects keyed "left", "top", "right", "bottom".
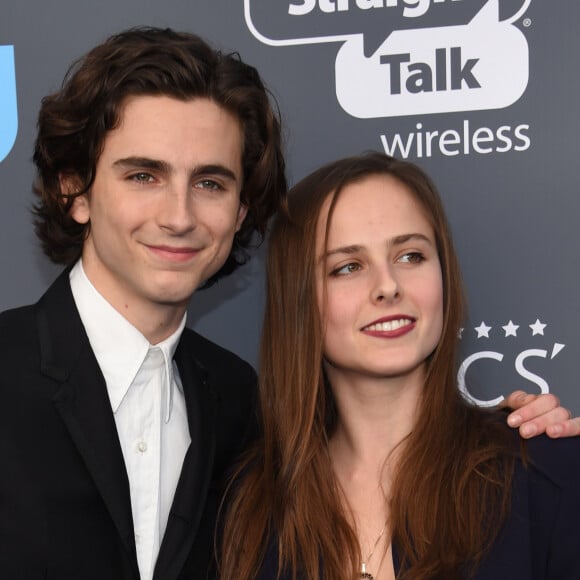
[
  {"left": 399, "top": 252, "right": 424, "bottom": 264},
  {"left": 331, "top": 262, "right": 361, "bottom": 276}
]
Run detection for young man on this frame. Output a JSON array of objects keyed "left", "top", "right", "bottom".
[
  {"left": 0, "top": 28, "right": 285, "bottom": 580},
  {"left": 0, "top": 26, "right": 575, "bottom": 580}
]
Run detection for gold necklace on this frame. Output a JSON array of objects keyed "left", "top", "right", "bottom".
[{"left": 360, "top": 523, "right": 387, "bottom": 580}]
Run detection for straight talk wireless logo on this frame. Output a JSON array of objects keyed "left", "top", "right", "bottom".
[{"left": 245, "top": 0, "right": 533, "bottom": 158}]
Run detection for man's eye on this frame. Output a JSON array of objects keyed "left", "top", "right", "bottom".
[
  {"left": 129, "top": 172, "right": 154, "bottom": 183},
  {"left": 196, "top": 179, "right": 223, "bottom": 191}
]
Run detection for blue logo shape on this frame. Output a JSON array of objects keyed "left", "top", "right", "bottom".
[{"left": 0, "top": 45, "right": 18, "bottom": 162}]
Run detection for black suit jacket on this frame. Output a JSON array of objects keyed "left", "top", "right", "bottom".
[
  {"left": 258, "top": 435, "right": 580, "bottom": 579},
  {"left": 0, "top": 269, "right": 257, "bottom": 580}
]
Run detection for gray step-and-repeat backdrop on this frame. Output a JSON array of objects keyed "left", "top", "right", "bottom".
[{"left": 1, "top": 0, "right": 578, "bottom": 413}]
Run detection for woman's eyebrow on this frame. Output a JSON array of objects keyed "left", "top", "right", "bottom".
[{"left": 390, "top": 233, "right": 433, "bottom": 246}]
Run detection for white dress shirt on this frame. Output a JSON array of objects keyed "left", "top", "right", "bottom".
[{"left": 70, "top": 260, "right": 191, "bottom": 580}]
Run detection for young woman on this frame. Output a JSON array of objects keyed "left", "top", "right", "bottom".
[{"left": 220, "top": 153, "right": 580, "bottom": 579}]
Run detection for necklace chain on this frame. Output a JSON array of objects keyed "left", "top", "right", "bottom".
[{"left": 360, "top": 522, "right": 387, "bottom": 580}]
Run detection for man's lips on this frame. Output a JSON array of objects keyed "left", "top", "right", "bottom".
[
  {"left": 361, "top": 316, "right": 416, "bottom": 337},
  {"left": 145, "top": 244, "right": 200, "bottom": 263}
]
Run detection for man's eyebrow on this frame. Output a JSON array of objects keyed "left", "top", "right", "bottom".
[
  {"left": 113, "top": 156, "right": 171, "bottom": 173},
  {"left": 112, "top": 157, "right": 239, "bottom": 182},
  {"left": 192, "top": 164, "right": 239, "bottom": 183}
]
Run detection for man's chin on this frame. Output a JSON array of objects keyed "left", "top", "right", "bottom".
[{"left": 147, "top": 283, "right": 199, "bottom": 308}]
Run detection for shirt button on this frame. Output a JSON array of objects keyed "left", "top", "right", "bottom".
[{"left": 137, "top": 441, "right": 148, "bottom": 453}]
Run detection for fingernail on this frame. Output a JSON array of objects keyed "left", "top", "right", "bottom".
[
  {"left": 548, "top": 425, "right": 562, "bottom": 438},
  {"left": 521, "top": 424, "right": 537, "bottom": 438},
  {"left": 508, "top": 414, "right": 522, "bottom": 427}
]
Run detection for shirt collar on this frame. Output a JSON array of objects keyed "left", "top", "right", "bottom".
[{"left": 69, "top": 260, "right": 186, "bottom": 422}]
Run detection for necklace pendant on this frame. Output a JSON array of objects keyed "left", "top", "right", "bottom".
[{"left": 360, "top": 563, "right": 374, "bottom": 580}]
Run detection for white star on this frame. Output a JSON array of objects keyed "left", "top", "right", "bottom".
[
  {"left": 530, "top": 319, "right": 547, "bottom": 336},
  {"left": 475, "top": 321, "right": 491, "bottom": 338},
  {"left": 458, "top": 328, "right": 464, "bottom": 339},
  {"left": 502, "top": 320, "right": 519, "bottom": 337}
]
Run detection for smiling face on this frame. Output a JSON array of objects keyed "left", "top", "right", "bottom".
[
  {"left": 70, "top": 95, "right": 246, "bottom": 335},
  {"left": 316, "top": 174, "right": 444, "bottom": 385}
]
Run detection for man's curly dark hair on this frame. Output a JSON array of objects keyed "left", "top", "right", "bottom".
[{"left": 33, "top": 26, "right": 287, "bottom": 286}]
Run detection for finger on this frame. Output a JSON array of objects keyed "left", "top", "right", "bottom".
[
  {"left": 517, "top": 406, "right": 572, "bottom": 438},
  {"left": 502, "top": 390, "right": 537, "bottom": 411},
  {"left": 506, "top": 392, "right": 561, "bottom": 428},
  {"left": 546, "top": 417, "right": 580, "bottom": 439},
  {"left": 500, "top": 390, "right": 528, "bottom": 408}
]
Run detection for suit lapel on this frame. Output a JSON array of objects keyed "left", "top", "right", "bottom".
[
  {"left": 36, "top": 271, "right": 138, "bottom": 576},
  {"left": 153, "top": 333, "right": 218, "bottom": 580}
]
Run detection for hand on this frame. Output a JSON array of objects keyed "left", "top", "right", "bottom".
[{"left": 502, "top": 390, "right": 580, "bottom": 439}]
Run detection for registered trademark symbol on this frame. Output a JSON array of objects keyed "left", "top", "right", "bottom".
[{"left": 523, "top": 18, "right": 532, "bottom": 27}]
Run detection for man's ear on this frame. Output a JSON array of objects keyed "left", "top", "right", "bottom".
[
  {"left": 235, "top": 203, "right": 248, "bottom": 232},
  {"left": 60, "top": 174, "right": 90, "bottom": 225}
]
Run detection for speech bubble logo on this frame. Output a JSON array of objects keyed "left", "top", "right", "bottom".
[
  {"left": 245, "top": 0, "right": 531, "bottom": 119},
  {"left": 245, "top": 0, "right": 486, "bottom": 57},
  {"left": 0, "top": 45, "right": 18, "bottom": 162},
  {"left": 336, "top": 0, "right": 529, "bottom": 117}
]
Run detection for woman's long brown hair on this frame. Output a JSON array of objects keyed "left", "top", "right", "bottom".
[{"left": 219, "top": 153, "right": 516, "bottom": 580}]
